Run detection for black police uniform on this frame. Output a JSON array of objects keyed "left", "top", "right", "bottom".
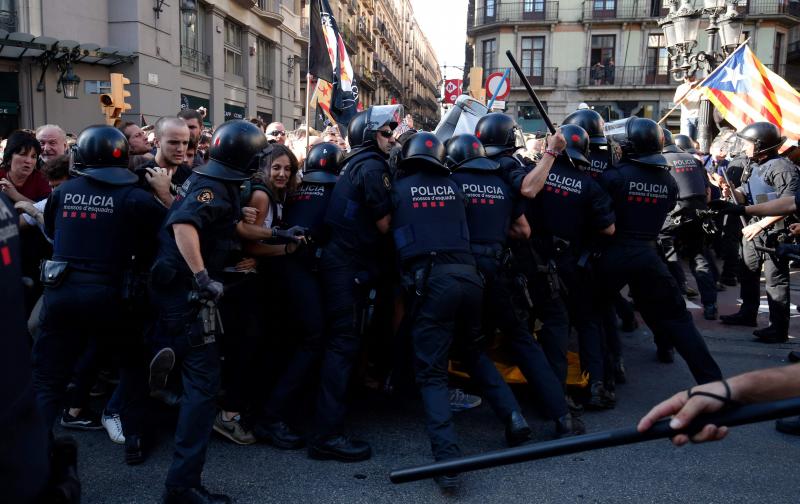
[
  {"left": 496, "top": 152, "right": 573, "bottom": 388},
  {"left": 149, "top": 171, "right": 241, "bottom": 490},
  {"left": 0, "top": 193, "right": 50, "bottom": 502},
  {"left": 393, "top": 164, "right": 525, "bottom": 461},
  {"left": 528, "top": 156, "right": 615, "bottom": 387},
  {"left": 134, "top": 158, "right": 194, "bottom": 197},
  {"left": 312, "top": 148, "right": 393, "bottom": 447},
  {"left": 597, "top": 162, "right": 722, "bottom": 384},
  {"left": 660, "top": 151, "right": 717, "bottom": 310},
  {"left": 451, "top": 162, "right": 569, "bottom": 424},
  {"left": 258, "top": 174, "right": 335, "bottom": 438},
  {"left": 735, "top": 155, "right": 800, "bottom": 336},
  {"left": 33, "top": 171, "right": 165, "bottom": 429}
]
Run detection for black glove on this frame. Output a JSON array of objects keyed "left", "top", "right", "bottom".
[
  {"left": 707, "top": 199, "right": 746, "bottom": 216},
  {"left": 272, "top": 225, "right": 307, "bottom": 241},
  {"left": 194, "top": 269, "right": 224, "bottom": 301}
]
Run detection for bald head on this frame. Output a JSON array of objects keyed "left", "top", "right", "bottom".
[
  {"left": 36, "top": 124, "right": 68, "bottom": 162},
  {"left": 154, "top": 116, "right": 190, "bottom": 169}
]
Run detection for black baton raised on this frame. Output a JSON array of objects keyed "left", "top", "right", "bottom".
[
  {"left": 506, "top": 50, "right": 555, "bottom": 134},
  {"left": 390, "top": 397, "right": 800, "bottom": 483}
]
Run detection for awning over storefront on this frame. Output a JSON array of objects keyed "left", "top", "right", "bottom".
[{"left": 0, "top": 30, "right": 136, "bottom": 66}]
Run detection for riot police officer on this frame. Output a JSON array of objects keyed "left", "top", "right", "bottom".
[
  {"left": 719, "top": 122, "right": 799, "bottom": 343},
  {"left": 149, "top": 120, "right": 267, "bottom": 504},
  {"left": 562, "top": 108, "right": 609, "bottom": 180},
  {"left": 254, "top": 142, "right": 342, "bottom": 449},
  {"left": 392, "top": 132, "right": 530, "bottom": 492},
  {"left": 474, "top": 113, "right": 572, "bottom": 391},
  {"left": 526, "top": 124, "right": 617, "bottom": 408},
  {"left": 446, "top": 134, "right": 583, "bottom": 437},
  {"left": 32, "top": 125, "right": 166, "bottom": 450},
  {"left": 659, "top": 129, "right": 719, "bottom": 320},
  {"left": 309, "top": 105, "right": 401, "bottom": 462},
  {"left": 597, "top": 117, "right": 722, "bottom": 384}
]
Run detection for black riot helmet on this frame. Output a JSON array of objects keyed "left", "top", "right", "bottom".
[
  {"left": 71, "top": 125, "right": 137, "bottom": 185},
  {"left": 445, "top": 134, "right": 498, "bottom": 171},
  {"left": 560, "top": 124, "right": 591, "bottom": 167},
  {"left": 562, "top": 109, "right": 606, "bottom": 145},
  {"left": 303, "top": 142, "right": 343, "bottom": 184},
  {"left": 673, "top": 134, "right": 697, "bottom": 154},
  {"left": 346, "top": 104, "right": 403, "bottom": 151},
  {"left": 662, "top": 128, "right": 681, "bottom": 154},
  {"left": 604, "top": 117, "right": 668, "bottom": 168},
  {"left": 195, "top": 120, "right": 268, "bottom": 181},
  {"left": 736, "top": 121, "right": 786, "bottom": 158},
  {"left": 474, "top": 113, "right": 525, "bottom": 157},
  {"left": 399, "top": 132, "right": 448, "bottom": 173}
]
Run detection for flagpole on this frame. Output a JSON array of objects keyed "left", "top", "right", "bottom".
[
  {"left": 656, "top": 38, "right": 750, "bottom": 126},
  {"left": 304, "top": 3, "right": 314, "bottom": 162}
]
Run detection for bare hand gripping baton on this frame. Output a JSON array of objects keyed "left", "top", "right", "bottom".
[{"left": 389, "top": 397, "right": 800, "bottom": 484}]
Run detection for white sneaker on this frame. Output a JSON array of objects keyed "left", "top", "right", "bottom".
[{"left": 101, "top": 411, "right": 125, "bottom": 444}]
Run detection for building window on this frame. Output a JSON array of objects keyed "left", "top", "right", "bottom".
[
  {"left": 775, "top": 32, "right": 785, "bottom": 74},
  {"left": 257, "top": 38, "right": 275, "bottom": 93},
  {"left": 591, "top": 35, "right": 615, "bottom": 66},
  {"left": 645, "top": 34, "right": 670, "bottom": 84},
  {"left": 84, "top": 80, "right": 111, "bottom": 95},
  {"left": 224, "top": 19, "right": 243, "bottom": 77},
  {"left": 523, "top": 0, "right": 545, "bottom": 20},
  {"left": 593, "top": 0, "right": 616, "bottom": 18},
  {"left": 484, "top": 0, "right": 496, "bottom": 22},
  {"left": 521, "top": 37, "right": 545, "bottom": 84},
  {"left": 482, "top": 38, "right": 496, "bottom": 71},
  {"left": 180, "top": 4, "right": 207, "bottom": 74}
]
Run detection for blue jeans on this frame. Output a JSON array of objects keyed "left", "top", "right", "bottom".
[{"left": 681, "top": 117, "right": 698, "bottom": 140}]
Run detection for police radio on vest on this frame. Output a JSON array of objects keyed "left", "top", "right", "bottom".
[
  {"left": 64, "top": 193, "right": 115, "bottom": 207},
  {"left": 410, "top": 185, "right": 455, "bottom": 196}
]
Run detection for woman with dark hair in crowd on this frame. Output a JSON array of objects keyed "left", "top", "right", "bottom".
[
  {"left": 213, "top": 144, "right": 302, "bottom": 445},
  {"left": 0, "top": 130, "right": 50, "bottom": 203}
]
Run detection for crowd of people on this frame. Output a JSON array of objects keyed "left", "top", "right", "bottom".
[{"left": 2, "top": 101, "right": 798, "bottom": 503}]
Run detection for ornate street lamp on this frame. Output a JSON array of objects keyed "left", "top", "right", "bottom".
[
  {"left": 180, "top": 0, "right": 198, "bottom": 30},
  {"left": 658, "top": 0, "right": 743, "bottom": 152},
  {"left": 59, "top": 64, "right": 81, "bottom": 99}
]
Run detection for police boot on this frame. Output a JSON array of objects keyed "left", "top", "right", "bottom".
[
  {"left": 775, "top": 416, "right": 800, "bottom": 436},
  {"left": 161, "top": 486, "right": 231, "bottom": 504},
  {"left": 719, "top": 312, "right": 758, "bottom": 327},
  {"left": 307, "top": 435, "right": 372, "bottom": 462},
  {"left": 124, "top": 434, "right": 145, "bottom": 466},
  {"left": 787, "top": 350, "right": 800, "bottom": 363},
  {"left": 565, "top": 395, "right": 584, "bottom": 416},
  {"left": 703, "top": 304, "right": 718, "bottom": 321},
  {"left": 555, "top": 413, "right": 585, "bottom": 439},
  {"left": 753, "top": 325, "right": 788, "bottom": 344},
  {"left": 434, "top": 473, "right": 462, "bottom": 494},
  {"left": 254, "top": 421, "right": 305, "bottom": 450},
  {"left": 149, "top": 347, "right": 176, "bottom": 392},
  {"left": 586, "top": 381, "right": 616, "bottom": 410},
  {"left": 504, "top": 411, "right": 532, "bottom": 447},
  {"left": 656, "top": 347, "right": 675, "bottom": 364},
  {"left": 47, "top": 437, "right": 81, "bottom": 504}
]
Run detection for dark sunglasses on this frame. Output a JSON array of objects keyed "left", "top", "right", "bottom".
[
  {"left": 268, "top": 130, "right": 286, "bottom": 136},
  {"left": 377, "top": 130, "right": 394, "bottom": 138}
]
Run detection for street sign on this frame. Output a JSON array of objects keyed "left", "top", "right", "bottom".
[
  {"left": 485, "top": 72, "right": 510, "bottom": 100},
  {"left": 444, "top": 79, "right": 462, "bottom": 105},
  {"left": 490, "top": 100, "right": 506, "bottom": 110}
]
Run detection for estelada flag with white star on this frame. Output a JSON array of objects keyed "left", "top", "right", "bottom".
[{"left": 701, "top": 43, "right": 799, "bottom": 149}]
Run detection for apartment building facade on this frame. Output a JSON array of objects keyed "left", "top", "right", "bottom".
[{"left": 465, "top": 0, "right": 800, "bottom": 133}]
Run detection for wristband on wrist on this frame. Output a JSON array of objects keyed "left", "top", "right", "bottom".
[{"left": 544, "top": 149, "right": 559, "bottom": 158}]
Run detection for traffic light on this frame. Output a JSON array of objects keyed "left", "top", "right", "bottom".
[{"left": 98, "top": 72, "right": 132, "bottom": 126}]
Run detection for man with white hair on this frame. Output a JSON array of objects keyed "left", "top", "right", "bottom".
[{"left": 35, "top": 124, "right": 68, "bottom": 163}]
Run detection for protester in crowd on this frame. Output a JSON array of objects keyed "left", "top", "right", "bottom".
[{"left": 35, "top": 124, "right": 69, "bottom": 163}]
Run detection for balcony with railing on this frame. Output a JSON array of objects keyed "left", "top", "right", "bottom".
[
  {"left": 582, "top": 0, "right": 668, "bottom": 21},
  {"left": 340, "top": 24, "right": 358, "bottom": 53},
  {"left": 483, "top": 66, "right": 559, "bottom": 88},
  {"left": 357, "top": 64, "right": 377, "bottom": 90},
  {"left": 746, "top": 0, "right": 800, "bottom": 19},
  {"left": 181, "top": 46, "right": 211, "bottom": 76},
  {"left": 256, "top": 75, "right": 274, "bottom": 94},
  {"left": 0, "top": 7, "right": 16, "bottom": 32},
  {"left": 576, "top": 65, "right": 674, "bottom": 88},
  {"left": 357, "top": 18, "right": 373, "bottom": 46},
  {"left": 254, "top": 0, "right": 283, "bottom": 24},
  {"left": 347, "top": 0, "right": 357, "bottom": 14},
  {"left": 471, "top": 1, "right": 559, "bottom": 31}
]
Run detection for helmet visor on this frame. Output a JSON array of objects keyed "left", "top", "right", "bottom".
[{"left": 368, "top": 105, "right": 404, "bottom": 132}]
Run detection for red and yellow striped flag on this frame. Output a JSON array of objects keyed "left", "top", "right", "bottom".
[{"left": 701, "top": 44, "right": 799, "bottom": 149}]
